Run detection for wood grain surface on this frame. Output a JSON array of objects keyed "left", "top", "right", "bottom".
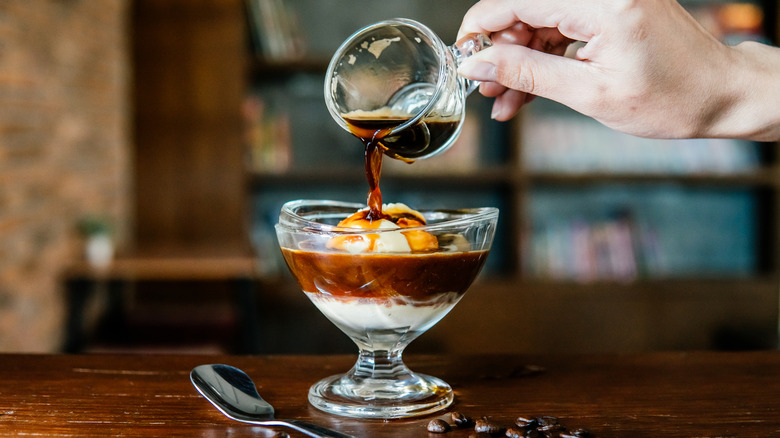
[{"left": 1, "top": 352, "right": 779, "bottom": 437}]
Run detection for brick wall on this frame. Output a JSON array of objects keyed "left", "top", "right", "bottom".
[{"left": 0, "top": 0, "right": 130, "bottom": 351}]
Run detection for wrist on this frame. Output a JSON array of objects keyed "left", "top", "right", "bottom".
[{"left": 703, "top": 41, "right": 780, "bottom": 141}]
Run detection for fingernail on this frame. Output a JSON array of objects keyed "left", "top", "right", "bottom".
[
  {"left": 457, "top": 59, "right": 497, "bottom": 82},
  {"left": 491, "top": 101, "right": 503, "bottom": 120},
  {"left": 491, "top": 104, "right": 500, "bottom": 120}
]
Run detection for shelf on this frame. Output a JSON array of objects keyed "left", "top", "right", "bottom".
[
  {"left": 238, "top": 0, "right": 780, "bottom": 353},
  {"left": 116, "top": 0, "right": 780, "bottom": 356},
  {"left": 250, "top": 166, "right": 780, "bottom": 188},
  {"left": 248, "top": 57, "right": 329, "bottom": 76},
  {"left": 249, "top": 165, "right": 518, "bottom": 187},
  {"left": 250, "top": 166, "right": 780, "bottom": 186},
  {"left": 526, "top": 168, "right": 780, "bottom": 187},
  {"left": 506, "top": 275, "right": 779, "bottom": 290},
  {"left": 454, "top": 275, "right": 780, "bottom": 352}
]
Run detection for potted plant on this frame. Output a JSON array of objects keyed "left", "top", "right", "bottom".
[{"left": 77, "top": 215, "right": 114, "bottom": 268}]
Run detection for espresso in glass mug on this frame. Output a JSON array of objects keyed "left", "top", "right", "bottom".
[{"left": 325, "top": 18, "right": 491, "bottom": 161}]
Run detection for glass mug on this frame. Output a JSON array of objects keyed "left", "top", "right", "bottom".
[{"left": 324, "top": 18, "right": 491, "bottom": 161}]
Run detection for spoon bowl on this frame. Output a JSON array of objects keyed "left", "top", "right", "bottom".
[{"left": 190, "top": 364, "right": 355, "bottom": 438}]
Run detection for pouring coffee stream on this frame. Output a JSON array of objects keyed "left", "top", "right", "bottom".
[
  {"left": 326, "top": 19, "right": 491, "bottom": 219},
  {"left": 346, "top": 115, "right": 469, "bottom": 220},
  {"left": 345, "top": 119, "right": 391, "bottom": 222},
  {"left": 332, "top": 25, "right": 491, "bottom": 220}
]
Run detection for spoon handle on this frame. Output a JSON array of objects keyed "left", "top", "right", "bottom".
[{"left": 269, "top": 419, "right": 355, "bottom": 438}]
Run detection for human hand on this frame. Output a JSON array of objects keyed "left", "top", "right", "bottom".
[{"left": 457, "top": 0, "right": 780, "bottom": 140}]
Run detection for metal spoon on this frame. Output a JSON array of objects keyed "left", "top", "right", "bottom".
[{"left": 190, "top": 364, "right": 354, "bottom": 438}]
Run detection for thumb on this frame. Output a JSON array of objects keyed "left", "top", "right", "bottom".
[{"left": 458, "top": 44, "right": 593, "bottom": 114}]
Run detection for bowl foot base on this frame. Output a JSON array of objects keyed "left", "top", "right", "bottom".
[{"left": 308, "top": 372, "right": 453, "bottom": 419}]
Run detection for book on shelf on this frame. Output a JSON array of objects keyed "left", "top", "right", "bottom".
[
  {"left": 524, "top": 210, "right": 657, "bottom": 283},
  {"left": 520, "top": 110, "right": 761, "bottom": 175},
  {"left": 242, "top": 93, "right": 292, "bottom": 174},
  {"left": 524, "top": 186, "right": 758, "bottom": 282},
  {"left": 245, "top": 0, "right": 306, "bottom": 62}
]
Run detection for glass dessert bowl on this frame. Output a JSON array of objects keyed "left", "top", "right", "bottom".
[{"left": 275, "top": 199, "right": 498, "bottom": 419}]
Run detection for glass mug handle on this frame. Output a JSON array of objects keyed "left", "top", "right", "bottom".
[
  {"left": 452, "top": 33, "right": 493, "bottom": 95},
  {"left": 387, "top": 33, "right": 492, "bottom": 112}
]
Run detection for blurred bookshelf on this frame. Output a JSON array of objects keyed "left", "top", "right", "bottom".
[
  {"left": 234, "top": 0, "right": 780, "bottom": 353},
  {"left": 519, "top": 98, "right": 773, "bottom": 283}
]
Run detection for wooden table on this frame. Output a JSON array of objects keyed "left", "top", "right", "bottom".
[{"left": 2, "top": 352, "right": 780, "bottom": 437}]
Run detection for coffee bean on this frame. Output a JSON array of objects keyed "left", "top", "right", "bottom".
[
  {"left": 427, "top": 418, "right": 451, "bottom": 433},
  {"left": 560, "top": 428, "right": 592, "bottom": 438},
  {"left": 451, "top": 411, "right": 475, "bottom": 428},
  {"left": 515, "top": 416, "right": 538, "bottom": 430},
  {"left": 540, "top": 424, "right": 566, "bottom": 432},
  {"left": 474, "top": 417, "right": 504, "bottom": 434},
  {"left": 505, "top": 426, "right": 525, "bottom": 438},
  {"left": 540, "top": 425, "right": 568, "bottom": 437},
  {"left": 441, "top": 411, "right": 593, "bottom": 438},
  {"left": 535, "top": 416, "right": 560, "bottom": 427}
]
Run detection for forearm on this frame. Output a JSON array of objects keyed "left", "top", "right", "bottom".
[{"left": 705, "top": 41, "right": 780, "bottom": 142}]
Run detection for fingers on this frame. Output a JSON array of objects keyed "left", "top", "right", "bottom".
[
  {"left": 490, "top": 23, "right": 534, "bottom": 47},
  {"left": 458, "top": 0, "right": 527, "bottom": 41},
  {"left": 479, "top": 81, "right": 508, "bottom": 98},
  {"left": 457, "top": 0, "right": 605, "bottom": 121},
  {"left": 492, "top": 89, "right": 529, "bottom": 121},
  {"left": 458, "top": 44, "right": 592, "bottom": 116},
  {"left": 458, "top": 0, "right": 599, "bottom": 42},
  {"left": 478, "top": 82, "right": 531, "bottom": 121},
  {"left": 527, "top": 27, "right": 574, "bottom": 54},
  {"left": 457, "top": 0, "right": 593, "bottom": 120}
]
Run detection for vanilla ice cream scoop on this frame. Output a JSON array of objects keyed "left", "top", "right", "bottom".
[{"left": 326, "top": 203, "right": 438, "bottom": 253}]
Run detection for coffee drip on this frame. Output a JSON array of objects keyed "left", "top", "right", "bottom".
[{"left": 344, "top": 113, "right": 460, "bottom": 221}]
